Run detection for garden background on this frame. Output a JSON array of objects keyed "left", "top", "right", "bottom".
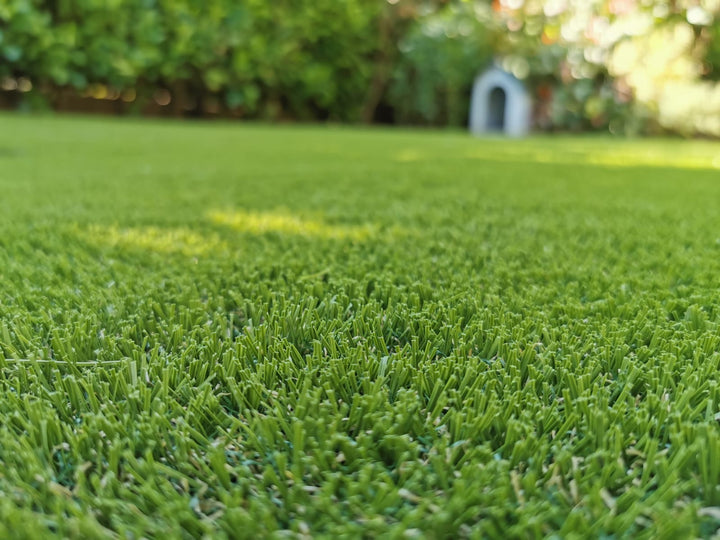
[{"left": 3, "top": 0, "right": 720, "bottom": 136}]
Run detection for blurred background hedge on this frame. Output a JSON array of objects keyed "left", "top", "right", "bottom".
[{"left": 2, "top": 0, "right": 720, "bottom": 136}]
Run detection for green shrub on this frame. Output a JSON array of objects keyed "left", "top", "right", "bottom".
[
  {"left": 0, "top": 0, "right": 385, "bottom": 120},
  {"left": 390, "top": 3, "right": 492, "bottom": 126}
]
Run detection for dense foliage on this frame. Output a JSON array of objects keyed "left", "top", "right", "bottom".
[
  {"left": 390, "top": 2, "right": 492, "bottom": 126},
  {"left": 0, "top": 0, "right": 395, "bottom": 120},
  {"left": 4, "top": 0, "right": 720, "bottom": 134},
  {"left": 3, "top": 114, "right": 720, "bottom": 536},
  {"left": 491, "top": 0, "right": 720, "bottom": 135}
]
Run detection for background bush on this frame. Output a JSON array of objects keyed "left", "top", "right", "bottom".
[
  {"left": 0, "top": 0, "right": 392, "bottom": 120},
  {"left": 2, "top": 0, "right": 720, "bottom": 136}
]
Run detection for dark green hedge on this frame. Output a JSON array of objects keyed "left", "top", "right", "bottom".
[{"left": 0, "top": 0, "right": 493, "bottom": 123}]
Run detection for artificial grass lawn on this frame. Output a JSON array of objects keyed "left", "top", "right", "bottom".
[{"left": 2, "top": 113, "right": 720, "bottom": 538}]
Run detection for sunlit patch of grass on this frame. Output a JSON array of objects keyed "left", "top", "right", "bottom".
[
  {"left": 395, "top": 148, "right": 425, "bottom": 162},
  {"left": 208, "top": 208, "right": 376, "bottom": 241},
  {"left": 75, "top": 224, "right": 227, "bottom": 256},
  {"left": 462, "top": 138, "right": 720, "bottom": 169}
]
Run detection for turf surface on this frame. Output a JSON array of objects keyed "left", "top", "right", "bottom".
[{"left": 2, "top": 114, "right": 720, "bottom": 538}]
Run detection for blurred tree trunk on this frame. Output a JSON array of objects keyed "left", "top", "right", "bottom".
[
  {"left": 361, "top": 8, "right": 395, "bottom": 124},
  {"left": 362, "top": 3, "right": 415, "bottom": 124}
]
